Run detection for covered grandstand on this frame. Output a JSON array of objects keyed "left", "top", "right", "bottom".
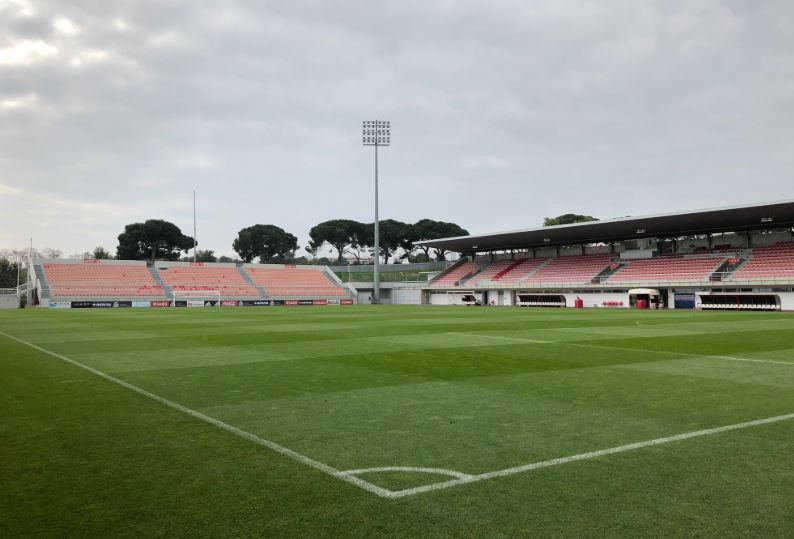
[{"left": 419, "top": 200, "right": 794, "bottom": 311}]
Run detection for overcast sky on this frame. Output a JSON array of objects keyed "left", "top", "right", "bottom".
[{"left": 1, "top": 0, "right": 793, "bottom": 258}]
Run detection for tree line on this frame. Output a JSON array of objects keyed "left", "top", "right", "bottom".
[
  {"left": 3, "top": 213, "right": 596, "bottom": 268},
  {"left": 106, "top": 218, "right": 469, "bottom": 265}
]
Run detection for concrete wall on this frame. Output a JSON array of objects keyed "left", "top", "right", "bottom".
[
  {"left": 0, "top": 295, "right": 19, "bottom": 309},
  {"left": 392, "top": 287, "right": 422, "bottom": 305}
]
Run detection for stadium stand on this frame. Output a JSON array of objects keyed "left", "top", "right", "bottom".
[
  {"left": 607, "top": 254, "right": 728, "bottom": 283},
  {"left": 465, "top": 258, "right": 548, "bottom": 285},
  {"left": 521, "top": 254, "right": 613, "bottom": 284},
  {"left": 462, "top": 259, "right": 514, "bottom": 285},
  {"left": 731, "top": 242, "right": 794, "bottom": 280},
  {"left": 42, "top": 263, "right": 165, "bottom": 298},
  {"left": 245, "top": 266, "right": 347, "bottom": 297},
  {"left": 430, "top": 260, "right": 477, "bottom": 286},
  {"left": 158, "top": 266, "right": 260, "bottom": 298}
]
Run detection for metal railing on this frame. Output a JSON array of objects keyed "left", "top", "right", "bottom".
[{"left": 0, "top": 283, "right": 30, "bottom": 296}]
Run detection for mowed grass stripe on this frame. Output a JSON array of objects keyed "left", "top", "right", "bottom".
[
  {"left": 0, "top": 330, "right": 393, "bottom": 498},
  {"left": 3, "top": 307, "right": 794, "bottom": 536}
]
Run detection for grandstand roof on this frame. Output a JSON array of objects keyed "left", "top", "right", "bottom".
[{"left": 418, "top": 199, "right": 794, "bottom": 253}]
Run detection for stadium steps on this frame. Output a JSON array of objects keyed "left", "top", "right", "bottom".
[
  {"left": 237, "top": 267, "right": 269, "bottom": 299},
  {"left": 34, "top": 264, "right": 51, "bottom": 299},
  {"left": 492, "top": 259, "right": 525, "bottom": 280},
  {"left": 148, "top": 266, "right": 172, "bottom": 298},
  {"left": 460, "top": 259, "right": 498, "bottom": 285},
  {"left": 320, "top": 267, "right": 352, "bottom": 297},
  {"left": 593, "top": 261, "right": 624, "bottom": 283},
  {"left": 709, "top": 258, "right": 738, "bottom": 282},
  {"left": 722, "top": 255, "right": 752, "bottom": 280},
  {"left": 429, "top": 257, "right": 471, "bottom": 285},
  {"left": 706, "top": 257, "right": 733, "bottom": 282},
  {"left": 517, "top": 257, "right": 554, "bottom": 281}
]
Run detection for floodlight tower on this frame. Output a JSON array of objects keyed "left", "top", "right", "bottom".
[{"left": 362, "top": 120, "right": 390, "bottom": 304}]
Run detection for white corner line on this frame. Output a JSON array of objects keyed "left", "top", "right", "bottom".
[
  {"left": 446, "top": 331, "right": 794, "bottom": 367},
  {"left": 6, "top": 329, "right": 794, "bottom": 501},
  {"left": 340, "top": 466, "right": 474, "bottom": 480},
  {"left": 0, "top": 331, "right": 393, "bottom": 499},
  {"left": 385, "top": 411, "right": 794, "bottom": 498}
]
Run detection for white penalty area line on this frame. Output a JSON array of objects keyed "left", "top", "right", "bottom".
[
  {"left": 0, "top": 331, "right": 392, "bottom": 499},
  {"left": 444, "top": 332, "right": 794, "bottom": 367}
]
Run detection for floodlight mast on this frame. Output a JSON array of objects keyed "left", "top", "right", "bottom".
[{"left": 362, "top": 120, "right": 390, "bottom": 304}]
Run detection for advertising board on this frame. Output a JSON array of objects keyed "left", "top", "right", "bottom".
[
  {"left": 241, "top": 300, "right": 271, "bottom": 306},
  {"left": 70, "top": 301, "right": 132, "bottom": 308}
]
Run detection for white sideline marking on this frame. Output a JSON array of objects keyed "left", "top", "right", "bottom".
[
  {"left": 0, "top": 331, "right": 391, "bottom": 499},
  {"left": 340, "top": 466, "right": 474, "bottom": 480},
  {"left": 446, "top": 332, "right": 794, "bottom": 366},
  {"left": 384, "top": 411, "right": 794, "bottom": 498},
  {"left": 6, "top": 329, "right": 794, "bottom": 500}
]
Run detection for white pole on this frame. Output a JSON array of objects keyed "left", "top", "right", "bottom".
[
  {"left": 27, "top": 238, "right": 33, "bottom": 305},
  {"left": 193, "top": 190, "right": 197, "bottom": 263},
  {"left": 373, "top": 141, "right": 380, "bottom": 304}
]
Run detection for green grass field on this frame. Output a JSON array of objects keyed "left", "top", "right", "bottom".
[{"left": 2, "top": 306, "right": 794, "bottom": 538}]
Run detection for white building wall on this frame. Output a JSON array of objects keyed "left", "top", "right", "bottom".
[
  {"left": 561, "top": 292, "right": 630, "bottom": 309},
  {"left": 392, "top": 288, "right": 421, "bottom": 305},
  {"left": 429, "top": 292, "right": 449, "bottom": 305},
  {"left": 778, "top": 292, "right": 794, "bottom": 310}
]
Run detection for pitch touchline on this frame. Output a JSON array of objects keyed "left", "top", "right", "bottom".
[
  {"left": 5, "top": 330, "right": 793, "bottom": 501},
  {"left": 444, "top": 332, "right": 794, "bottom": 366},
  {"left": 383, "top": 411, "right": 794, "bottom": 498},
  {"left": 0, "top": 331, "right": 391, "bottom": 499}
]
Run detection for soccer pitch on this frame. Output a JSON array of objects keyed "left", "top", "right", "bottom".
[{"left": 2, "top": 306, "right": 794, "bottom": 537}]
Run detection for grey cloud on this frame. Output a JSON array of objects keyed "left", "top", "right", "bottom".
[{"left": 1, "top": 0, "right": 793, "bottom": 257}]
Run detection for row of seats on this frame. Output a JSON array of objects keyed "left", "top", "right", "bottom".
[
  {"left": 732, "top": 242, "right": 794, "bottom": 279},
  {"left": 431, "top": 261, "right": 477, "bottom": 286},
  {"left": 523, "top": 254, "right": 613, "bottom": 283},
  {"left": 246, "top": 267, "right": 347, "bottom": 297},
  {"left": 40, "top": 263, "right": 349, "bottom": 299},
  {"left": 463, "top": 259, "right": 516, "bottom": 285},
  {"left": 42, "top": 264, "right": 164, "bottom": 297},
  {"left": 608, "top": 254, "right": 726, "bottom": 282},
  {"left": 464, "top": 258, "right": 550, "bottom": 285},
  {"left": 158, "top": 267, "right": 260, "bottom": 298},
  {"left": 433, "top": 243, "right": 789, "bottom": 286}
]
